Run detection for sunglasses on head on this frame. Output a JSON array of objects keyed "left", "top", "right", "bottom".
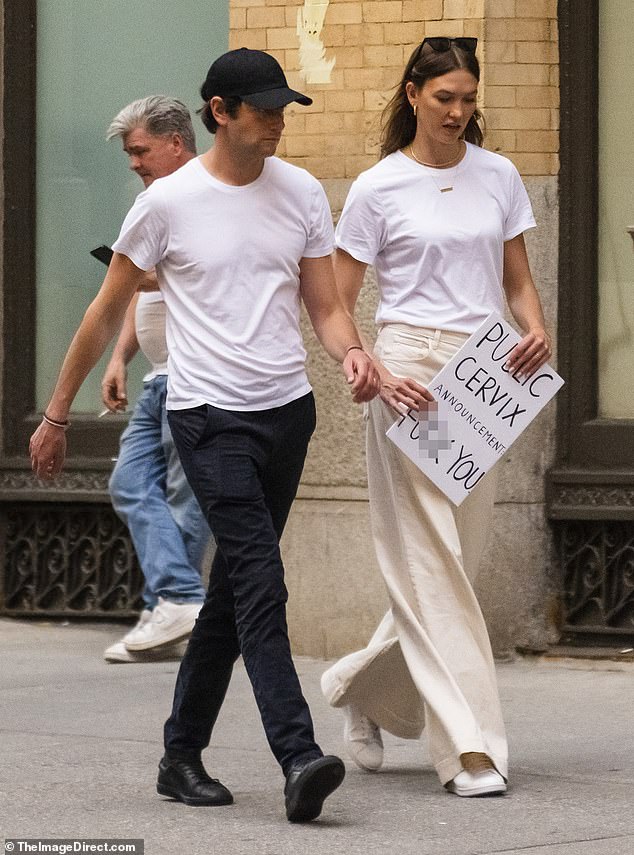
[{"left": 419, "top": 37, "right": 478, "bottom": 55}]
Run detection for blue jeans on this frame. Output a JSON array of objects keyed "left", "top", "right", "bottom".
[
  {"left": 109, "top": 375, "right": 208, "bottom": 609},
  {"left": 164, "top": 393, "right": 322, "bottom": 776}
]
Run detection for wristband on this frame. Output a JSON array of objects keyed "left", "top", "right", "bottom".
[
  {"left": 345, "top": 345, "right": 365, "bottom": 355},
  {"left": 43, "top": 413, "right": 71, "bottom": 431}
]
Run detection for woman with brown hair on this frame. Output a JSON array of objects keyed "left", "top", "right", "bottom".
[{"left": 321, "top": 37, "right": 551, "bottom": 797}]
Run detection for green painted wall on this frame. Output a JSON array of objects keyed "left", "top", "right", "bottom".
[
  {"left": 35, "top": 0, "right": 228, "bottom": 412},
  {"left": 598, "top": 0, "right": 634, "bottom": 418}
]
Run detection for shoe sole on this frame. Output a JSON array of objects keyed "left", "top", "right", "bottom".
[
  {"left": 286, "top": 756, "right": 346, "bottom": 823},
  {"left": 105, "top": 649, "right": 185, "bottom": 664},
  {"left": 156, "top": 782, "right": 233, "bottom": 807},
  {"left": 446, "top": 782, "right": 507, "bottom": 797},
  {"left": 125, "top": 623, "right": 194, "bottom": 651}
]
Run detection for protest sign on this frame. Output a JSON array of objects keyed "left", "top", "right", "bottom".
[{"left": 386, "top": 312, "right": 564, "bottom": 506}]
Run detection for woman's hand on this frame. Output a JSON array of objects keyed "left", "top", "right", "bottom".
[
  {"left": 505, "top": 326, "right": 552, "bottom": 378},
  {"left": 379, "top": 368, "right": 434, "bottom": 415},
  {"left": 502, "top": 235, "right": 552, "bottom": 377}
]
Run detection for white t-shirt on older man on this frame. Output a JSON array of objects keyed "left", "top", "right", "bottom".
[
  {"left": 135, "top": 292, "right": 168, "bottom": 381},
  {"left": 335, "top": 142, "right": 536, "bottom": 334},
  {"left": 113, "top": 156, "right": 335, "bottom": 412}
]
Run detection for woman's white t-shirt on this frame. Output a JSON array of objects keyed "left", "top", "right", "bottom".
[
  {"left": 335, "top": 143, "right": 536, "bottom": 334},
  {"left": 113, "top": 156, "right": 335, "bottom": 411}
]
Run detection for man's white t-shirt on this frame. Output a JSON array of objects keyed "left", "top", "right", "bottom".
[
  {"left": 113, "top": 156, "right": 335, "bottom": 411},
  {"left": 135, "top": 292, "right": 168, "bottom": 381},
  {"left": 335, "top": 143, "right": 536, "bottom": 334}
]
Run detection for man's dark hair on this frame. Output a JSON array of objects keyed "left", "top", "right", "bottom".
[{"left": 198, "top": 93, "right": 242, "bottom": 134}]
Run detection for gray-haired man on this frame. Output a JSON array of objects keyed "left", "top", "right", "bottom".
[{"left": 101, "top": 97, "right": 208, "bottom": 663}]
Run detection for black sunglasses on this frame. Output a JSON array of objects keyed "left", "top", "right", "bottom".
[
  {"left": 422, "top": 37, "right": 478, "bottom": 53},
  {"left": 409, "top": 37, "right": 478, "bottom": 71}
]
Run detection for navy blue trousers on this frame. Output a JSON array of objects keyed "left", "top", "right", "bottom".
[{"left": 164, "top": 393, "right": 322, "bottom": 776}]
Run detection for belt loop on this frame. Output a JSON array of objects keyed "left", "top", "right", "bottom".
[{"left": 432, "top": 328, "right": 442, "bottom": 348}]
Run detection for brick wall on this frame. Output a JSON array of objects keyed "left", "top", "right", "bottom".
[
  {"left": 229, "top": 0, "right": 559, "bottom": 178},
  {"left": 483, "top": 0, "right": 559, "bottom": 175},
  {"left": 228, "top": 1, "right": 560, "bottom": 657}
]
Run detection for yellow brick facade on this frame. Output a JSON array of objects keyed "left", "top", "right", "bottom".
[{"left": 229, "top": 0, "right": 559, "bottom": 177}]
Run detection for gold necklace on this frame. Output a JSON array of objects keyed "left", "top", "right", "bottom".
[{"left": 408, "top": 141, "right": 464, "bottom": 192}]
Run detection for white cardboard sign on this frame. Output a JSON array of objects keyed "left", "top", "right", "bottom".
[{"left": 386, "top": 312, "right": 564, "bottom": 506}]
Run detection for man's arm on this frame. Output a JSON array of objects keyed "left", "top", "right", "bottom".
[
  {"left": 30, "top": 252, "right": 148, "bottom": 479},
  {"left": 101, "top": 267, "right": 159, "bottom": 411},
  {"left": 299, "top": 254, "right": 379, "bottom": 403},
  {"left": 333, "top": 249, "right": 433, "bottom": 413},
  {"left": 101, "top": 293, "right": 140, "bottom": 413}
]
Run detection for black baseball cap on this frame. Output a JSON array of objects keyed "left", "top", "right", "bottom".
[{"left": 201, "top": 48, "right": 312, "bottom": 109}]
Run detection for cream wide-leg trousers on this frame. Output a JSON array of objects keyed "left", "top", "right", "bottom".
[{"left": 321, "top": 324, "right": 508, "bottom": 786}]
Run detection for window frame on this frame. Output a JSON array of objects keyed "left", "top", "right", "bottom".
[
  {"left": 549, "top": 0, "right": 634, "bottom": 520},
  {"left": 2, "top": 0, "right": 126, "bottom": 474}
]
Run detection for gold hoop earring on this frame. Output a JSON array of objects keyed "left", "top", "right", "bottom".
[{"left": 413, "top": 104, "right": 417, "bottom": 117}]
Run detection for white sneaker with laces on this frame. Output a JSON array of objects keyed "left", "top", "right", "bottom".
[
  {"left": 343, "top": 703, "right": 384, "bottom": 771},
  {"left": 124, "top": 598, "right": 202, "bottom": 651},
  {"left": 446, "top": 768, "right": 507, "bottom": 797},
  {"left": 446, "top": 753, "right": 507, "bottom": 797}
]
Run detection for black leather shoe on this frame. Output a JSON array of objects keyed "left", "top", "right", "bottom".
[
  {"left": 284, "top": 755, "right": 345, "bottom": 823},
  {"left": 157, "top": 755, "right": 233, "bottom": 806}
]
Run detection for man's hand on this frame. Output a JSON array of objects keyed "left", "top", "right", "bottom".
[
  {"left": 343, "top": 349, "right": 380, "bottom": 403},
  {"left": 29, "top": 421, "right": 67, "bottom": 480},
  {"left": 379, "top": 368, "right": 434, "bottom": 415},
  {"left": 27, "top": 252, "right": 147, "bottom": 480},
  {"left": 101, "top": 358, "right": 128, "bottom": 412},
  {"left": 505, "top": 327, "right": 552, "bottom": 378},
  {"left": 137, "top": 269, "right": 159, "bottom": 292}
]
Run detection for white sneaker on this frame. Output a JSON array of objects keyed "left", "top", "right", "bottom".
[
  {"left": 124, "top": 598, "right": 202, "bottom": 651},
  {"left": 343, "top": 704, "right": 384, "bottom": 771},
  {"left": 122, "top": 609, "right": 152, "bottom": 644},
  {"left": 446, "top": 768, "right": 507, "bottom": 797},
  {"left": 103, "top": 609, "right": 152, "bottom": 660},
  {"left": 446, "top": 754, "right": 507, "bottom": 797},
  {"left": 103, "top": 638, "right": 187, "bottom": 664}
]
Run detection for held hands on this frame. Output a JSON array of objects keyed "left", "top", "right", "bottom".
[
  {"left": 343, "top": 348, "right": 381, "bottom": 403},
  {"left": 505, "top": 327, "right": 552, "bottom": 378},
  {"left": 29, "top": 419, "right": 67, "bottom": 480},
  {"left": 379, "top": 367, "right": 434, "bottom": 415}
]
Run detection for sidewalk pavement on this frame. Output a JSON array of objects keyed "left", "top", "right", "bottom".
[{"left": 1, "top": 617, "right": 633, "bottom": 855}]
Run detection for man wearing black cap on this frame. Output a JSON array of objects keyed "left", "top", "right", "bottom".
[{"left": 30, "top": 48, "right": 379, "bottom": 823}]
